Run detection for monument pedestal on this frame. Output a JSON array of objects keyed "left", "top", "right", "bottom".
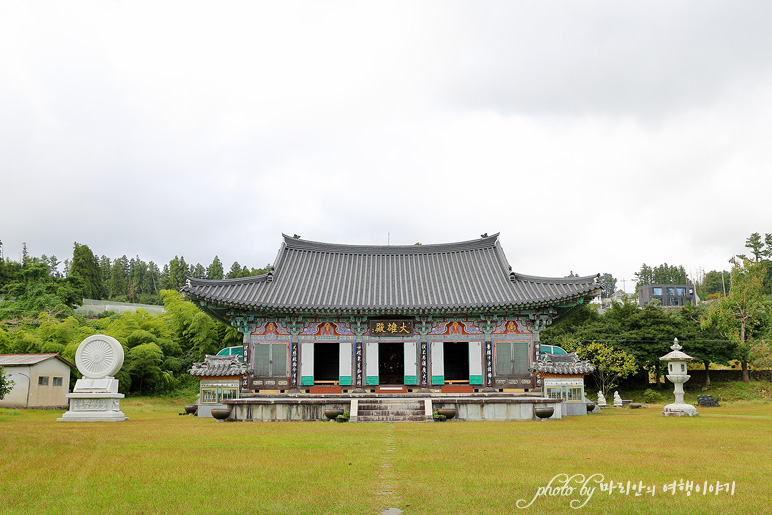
[
  {"left": 58, "top": 392, "right": 128, "bottom": 422},
  {"left": 57, "top": 335, "right": 129, "bottom": 423}
]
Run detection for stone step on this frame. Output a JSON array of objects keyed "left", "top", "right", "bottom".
[
  {"left": 357, "top": 415, "right": 425, "bottom": 422},
  {"left": 358, "top": 406, "right": 423, "bottom": 412},
  {"left": 355, "top": 398, "right": 427, "bottom": 422},
  {"left": 359, "top": 403, "right": 422, "bottom": 409},
  {"left": 358, "top": 410, "right": 424, "bottom": 417}
]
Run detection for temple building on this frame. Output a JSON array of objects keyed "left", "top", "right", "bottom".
[{"left": 183, "top": 234, "right": 599, "bottom": 403}]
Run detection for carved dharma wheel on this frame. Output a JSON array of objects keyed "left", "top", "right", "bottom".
[{"left": 75, "top": 334, "right": 125, "bottom": 378}]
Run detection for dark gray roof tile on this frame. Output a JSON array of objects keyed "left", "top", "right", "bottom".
[
  {"left": 189, "top": 355, "right": 246, "bottom": 377},
  {"left": 182, "top": 234, "right": 600, "bottom": 315},
  {"left": 531, "top": 353, "right": 596, "bottom": 375}
]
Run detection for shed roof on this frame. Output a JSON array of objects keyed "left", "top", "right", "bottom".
[
  {"left": 189, "top": 355, "right": 247, "bottom": 377},
  {"left": 531, "top": 352, "right": 595, "bottom": 376},
  {"left": 0, "top": 354, "right": 75, "bottom": 368},
  {"left": 182, "top": 234, "right": 599, "bottom": 318}
]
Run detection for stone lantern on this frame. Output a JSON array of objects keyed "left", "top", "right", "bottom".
[{"left": 660, "top": 338, "right": 698, "bottom": 417}]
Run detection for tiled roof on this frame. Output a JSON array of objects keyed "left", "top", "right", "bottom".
[
  {"left": 531, "top": 352, "right": 595, "bottom": 375},
  {"left": 0, "top": 354, "right": 75, "bottom": 368},
  {"left": 182, "top": 234, "right": 600, "bottom": 315},
  {"left": 189, "top": 355, "right": 247, "bottom": 377}
]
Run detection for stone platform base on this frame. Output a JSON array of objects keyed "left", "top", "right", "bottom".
[
  {"left": 57, "top": 393, "right": 128, "bottom": 422},
  {"left": 58, "top": 410, "right": 128, "bottom": 422},
  {"left": 224, "top": 393, "right": 563, "bottom": 422},
  {"left": 662, "top": 403, "right": 698, "bottom": 417}
]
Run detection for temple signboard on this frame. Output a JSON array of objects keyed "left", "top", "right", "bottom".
[{"left": 368, "top": 320, "right": 414, "bottom": 336}]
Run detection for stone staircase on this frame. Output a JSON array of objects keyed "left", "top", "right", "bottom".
[{"left": 356, "top": 398, "right": 426, "bottom": 422}]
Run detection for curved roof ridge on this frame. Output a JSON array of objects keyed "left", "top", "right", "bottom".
[
  {"left": 280, "top": 233, "right": 500, "bottom": 255},
  {"left": 186, "top": 274, "right": 270, "bottom": 286},
  {"left": 511, "top": 272, "right": 599, "bottom": 284}
]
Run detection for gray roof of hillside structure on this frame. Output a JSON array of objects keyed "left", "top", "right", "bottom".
[
  {"left": 531, "top": 353, "right": 596, "bottom": 376},
  {"left": 182, "top": 233, "right": 600, "bottom": 316}
]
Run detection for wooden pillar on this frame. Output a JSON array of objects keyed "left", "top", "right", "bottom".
[
  {"left": 484, "top": 335, "right": 493, "bottom": 388},
  {"left": 355, "top": 339, "right": 364, "bottom": 388},
  {"left": 290, "top": 335, "right": 299, "bottom": 390},
  {"left": 419, "top": 338, "right": 429, "bottom": 388}
]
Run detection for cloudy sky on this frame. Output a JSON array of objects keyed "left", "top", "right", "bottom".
[{"left": 2, "top": 1, "right": 771, "bottom": 291}]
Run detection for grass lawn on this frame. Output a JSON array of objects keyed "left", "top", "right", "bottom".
[{"left": 1, "top": 397, "right": 769, "bottom": 515}]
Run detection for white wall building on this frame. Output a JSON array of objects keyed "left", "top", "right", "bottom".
[{"left": 0, "top": 354, "right": 75, "bottom": 408}]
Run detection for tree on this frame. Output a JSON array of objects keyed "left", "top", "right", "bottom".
[
  {"left": 598, "top": 273, "right": 617, "bottom": 299},
  {"left": 99, "top": 255, "right": 112, "bottom": 287},
  {"left": 227, "top": 261, "right": 243, "bottom": 279},
  {"left": 108, "top": 260, "right": 128, "bottom": 300},
  {"left": 207, "top": 256, "right": 224, "bottom": 280},
  {"left": 69, "top": 243, "right": 104, "bottom": 299},
  {"left": 127, "top": 342, "right": 164, "bottom": 393},
  {"left": 636, "top": 263, "right": 689, "bottom": 287},
  {"left": 0, "top": 262, "right": 83, "bottom": 319},
  {"left": 0, "top": 365, "right": 14, "bottom": 400},
  {"left": 764, "top": 233, "right": 772, "bottom": 259},
  {"left": 701, "top": 257, "right": 768, "bottom": 382},
  {"left": 617, "top": 305, "right": 680, "bottom": 385},
  {"left": 743, "top": 232, "right": 764, "bottom": 262},
  {"left": 163, "top": 256, "right": 189, "bottom": 290},
  {"left": 675, "top": 304, "right": 734, "bottom": 387},
  {"left": 748, "top": 340, "right": 772, "bottom": 370},
  {"left": 561, "top": 339, "right": 637, "bottom": 395},
  {"left": 635, "top": 264, "right": 654, "bottom": 286},
  {"left": 186, "top": 312, "right": 220, "bottom": 359},
  {"left": 191, "top": 263, "right": 207, "bottom": 279},
  {"left": 697, "top": 270, "right": 730, "bottom": 299}
]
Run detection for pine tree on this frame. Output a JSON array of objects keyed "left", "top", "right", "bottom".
[
  {"left": 109, "top": 260, "right": 128, "bottom": 300},
  {"left": 227, "top": 261, "right": 242, "bottom": 279},
  {"left": 69, "top": 243, "right": 105, "bottom": 299},
  {"left": 207, "top": 256, "right": 224, "bottom": 280}
]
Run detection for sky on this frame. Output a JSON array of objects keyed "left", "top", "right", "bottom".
[{"left": 2, "top": 1, "right": 771, "bottom": 292}]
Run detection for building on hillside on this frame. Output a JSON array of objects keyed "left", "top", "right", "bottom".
[
  {"left": 182, "top": 234, "right": 600, "bottom": 402},
  {"left": 0, "top": 354, "right": 75, "bottom": 408},
  {"left": 638, "top": 284, "right": 698, "bottom": 308}
]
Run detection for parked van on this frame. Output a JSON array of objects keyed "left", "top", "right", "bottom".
[
  {"left": 216, "top": 346, "right": 243, "bottom": 361},
  {"left": 539, "top": 344, "right": 567, "bottom": 356}
]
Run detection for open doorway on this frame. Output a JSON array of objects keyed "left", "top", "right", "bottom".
[
  {"left": 313, "top": 342, "right": 339, "bottom": 383},
  {"left": 444, "top": 342, "right": 469, "bottom": 381},
  {"left": 379, "top": 342, "right": 404, "bottom": 384}
]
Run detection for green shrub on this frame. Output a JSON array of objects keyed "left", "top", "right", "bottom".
[{"left": 642, "top": 388, "right": 664, "bottom": 403}]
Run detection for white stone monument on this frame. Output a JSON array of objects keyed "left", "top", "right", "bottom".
[
  {"left": 660, "top": 338, "right": 698, "bottom": 417},
  {"left": 613, "top": 391, "right": 623, "bottom": 407},
  {"left": 597, "top": 391, "right": 607, "bottom": 407},
  {"left": 58, "top": 335, "right": 128, "bottom": 422}
]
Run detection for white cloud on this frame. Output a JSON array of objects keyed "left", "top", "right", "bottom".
[{"left": 1, "top": 1, "right": 771, "bottom": 291}]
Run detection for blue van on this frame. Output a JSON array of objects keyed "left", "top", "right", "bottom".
[
  {"left": 539, "top": 344, "right": 567, "bottom": 356},
  {"left": 216, "top": 346, "right": 244, "bottom": 361}
]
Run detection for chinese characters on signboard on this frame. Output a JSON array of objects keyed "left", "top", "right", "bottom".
[{"left": 368, "top": 320, "right": 414, "bottom": 336}]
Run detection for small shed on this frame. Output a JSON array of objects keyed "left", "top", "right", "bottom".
[
  {"left": 531, "top": 353, "right": 595, "bottom": 416},
  {"left": 0, "top": 354, "right": 75, "bottom": 408},
  {"left": 189, "top": 355, "right": 247, "bottom": 417}
]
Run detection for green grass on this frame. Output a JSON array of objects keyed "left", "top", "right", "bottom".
[
  {"left": 624, "top": 379, "right": 772, "bottom": 405},
  {"left": 1, "top": 397, "right": 769, "bottom": 514}
]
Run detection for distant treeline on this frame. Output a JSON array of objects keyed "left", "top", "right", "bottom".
[{"left": 0, "top": 241, "right": 268, "bottom": 305}]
